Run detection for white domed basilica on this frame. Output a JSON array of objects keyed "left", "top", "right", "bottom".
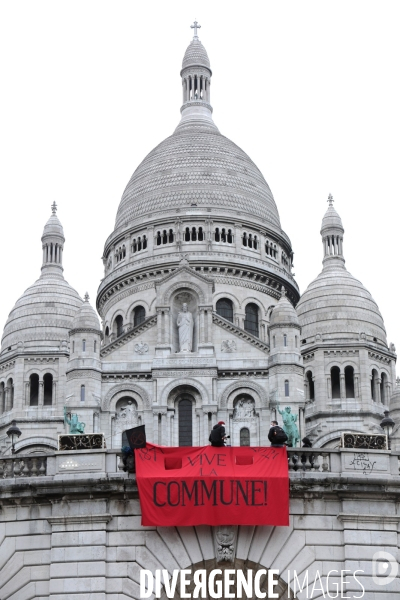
[{"left": 0, "top": 27, "right": 397, "bottom": 455}]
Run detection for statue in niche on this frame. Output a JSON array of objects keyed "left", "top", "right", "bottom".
[
  {"left": 277, "top": 405, "right": 299, "bottom": 447},
  {"left": 177, "top": 303, "right": 193, "bottom": 352},
  {"left": 115, "top": 400, "right": 138, "bottom": 433},
  {"left": 233, "top": 397, "right": 255, "bottom": 419}
]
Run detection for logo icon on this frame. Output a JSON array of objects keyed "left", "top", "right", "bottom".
[{"left": 372, "top": 551, "right": 399, "bottom": 586}]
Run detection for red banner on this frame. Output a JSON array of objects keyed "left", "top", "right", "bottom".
[{"left": 135, "top": 444, "right": 289, "bottom": 526}]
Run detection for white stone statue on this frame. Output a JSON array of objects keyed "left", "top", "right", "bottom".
[{"left": 177, "top": 303, "right": 193, "bottom": 352}]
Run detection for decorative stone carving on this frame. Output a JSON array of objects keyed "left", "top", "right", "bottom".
[
  {"left": 134, "top": 342, "right": 149, "bottom": 354},
  {"left": 114, "top": 400, "right": 139, "bottom": 433},
  {"left": 221, "top": 340, "right": 236, "bottom": 353},
  {"left": 177, "top": 303, "right": 194, "bottom": 352},
  {"left": 214, "top": 526, "right": 237, "bottom": 563},
  {"left": 233, "top": 397, "right": 255, "bottom": 419}
]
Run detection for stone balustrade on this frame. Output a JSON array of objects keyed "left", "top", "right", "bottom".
[
  {"left": 0, "top": 454, "right": 47, "bottom": 478},
  {"left": 1, "top": 447, "right": 399, "bottom": 481}
]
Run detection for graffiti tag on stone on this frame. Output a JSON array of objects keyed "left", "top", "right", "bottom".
[{"left": 349, "top": 452, "right": 376, "bottom": 475}]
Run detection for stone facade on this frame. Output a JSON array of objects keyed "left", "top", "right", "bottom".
[{"left": 0, "top": 26, "right": 399, "bottom": 599}]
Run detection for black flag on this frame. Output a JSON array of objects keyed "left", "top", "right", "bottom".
[{"left": 125, "top": 425, "right": 146, "bottom": 451}]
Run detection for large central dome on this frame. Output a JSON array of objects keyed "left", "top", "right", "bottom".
[
  {"left": 115, "top": 129, "right": 281, "bottom": 229},
  {"left": 115, "top": 33, "right": 281, "bottom": 232}
]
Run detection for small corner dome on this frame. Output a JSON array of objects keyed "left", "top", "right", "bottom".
[
  {"left": 297, "top": 267, "right": 387, "bottom": 345},
  {"left": 1, "top": 277, "right": 82, "bottom": 352},
  {"left": 269, "top": 294, "right": 300, "bottom": 328},
  {"left": 321, "top": 205, "right": 344, "bottom": 233},
  {"left": 42, "top": 214, "right": 64, "bottom": 239},
  {"left": 71, "top": 296, "right": 101, "bottom": 331},
  {"left": 182, "top": 38, "right": 211, "bottom": 71}
]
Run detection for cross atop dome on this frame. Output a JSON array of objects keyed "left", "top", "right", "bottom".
[
  {"left": 84, "top": 292, "right": 90, "bottom": 302},
  {"left": 51, "top": 201, "right": 58, "bottom": 215},
  {"left": 190, "top": 20, "right": 201, "bottom": 38},
  {"left": 327, "top": 194, "right": 334, "bottom": 207}
]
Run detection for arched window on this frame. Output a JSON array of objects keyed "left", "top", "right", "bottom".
[
  {"left": 191, "top": 227, "right": 197, "bottom": 241},
  {"left": 142, "top": 235, "right": 147, "bottom": 249},
  {"left": 179, "top": 398, "right": 192, "bottom": 446},
  {"left": 105, "top": 326, "right": 109, "bottom": 338},
  {"left": 156, "top": 231, "right": 161, "bottom": 246},
  {"left": 240, "top": 428, "right": 250, "bottom": 447},
  {"left": 242, "top": 232, "right": 248, "bottom": 246},
  {"left": 227, "top": 229, "right": 233, "bottom": 243},
  {"left": 94, "top": 340, "right": 97, "bottom": 353},
  {"left": 81, "top": 385, "right": 85, "bottom": 402},
  {"left": 273, "top": 336, "right": 276, "bottom": 348},
  {"left": 43, "top": 373, "right": 53, "bottom": 406},
  {"left": 133, "top": 305, "right": 146, "bottom": 327},
  {"left": 115, "top": 315, "right": 124, "bottom": 337},
  {"left": 0, "top": 382, "right": 5, "bottom": 413},
  {"left": 371, "top": 369, "right": 378, "bottom": 401},
  {"left": 215, "top": 228, "right": 220, "bottom": 242},
  {"left": 216, "top": 298, "right": 233, "bottom": 323},
  {"left": 283, "top": 334, "right": 287, "bottom": 347},
  {"left": 72, "top": 341, "right": 75, "bottom": 353},
  {"left": 381, "top": 372, "right": 388, "bottom": 403},
  {"left": 345, "top": 366, "right": 355, "bottom": 398},
  {"left": 198, "top": 227, "right": 203, "bottom": 241},
  {"left": 306, "top": 371, "right": 314, "bottom": 400},
  {"left": 82, "top": 339, "right": 86, "bottom": 352},
  {"left": 163, "top": 230, "right": 168, "bottom": 244},
  {"left": 185, "top": 227, "right": 190, "bottom": 242},
  {"left": 284, "top": 380, "right": 290, "bottom": 397},
  {"left": 169, "top": 229, "right": 174, "bottom": 243},
  {"left": 331, "top": 366, "right": 340, "bottom": 399},
  {"left": 30, "top": 374, "right": 39, "bottom": 406},
  {"left": 6, "top": 377, "right": 14, "bottom": 411},
  {"left": 244, "top": 303, "right": 259, "bottom": 337}
]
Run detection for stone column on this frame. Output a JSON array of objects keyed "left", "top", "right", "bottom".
[
  {"left": 0, "top": 387, "right": 4, "bottom": 413},
  {"left": 354, "top": 375, "right": 359, "bottom": 398},
  {"left": 153, "top": 412, "right": 159, "bottom": 444},
  {"left": 164, "top": 308, "right": 170, "bottom": 344},
  {"left": 38, "top": 381, "right": 44, "bottom": 407},
  {"left": 199, "top": 308, "right": 205, "bottom": 343},
  {"left": 156, "top": 309, "right": 162, "bottom": 344},
  {"left": 4, "top": 387, "right": 9, "bottom": 412},
  {"left": 52, "top": 381, "right": 57, "bottom": 405},
  {"left": 203, "top": 411, "right": 209, "bottom": 444},
  {"left": 25, "top": 382, "right": 30, "bottom": 406},
  {"left": 340, "top": 374, "right": 346, "bottom": 400},
  {"left": 206, "top": 310, "right": 212, "bottom": 343},
  {"left": 147, "top": 226, "right": 154, "bottom": 254},
  {"left": 327, "top": 376, "right": 331, "bottom": 399},
  {"left": 304, "top": 379, "right": 309, "bottom": 401},
  {"left": 167, "top": 411, "right": 174, "bottom": 446},
  {"left": 300, "top": 407, "right": 306, "bottom": 440},
  {"left": 152, "top": 379, "right": 157, "bottom": 404},
  {"left": 376, "top": 377, "right": 381, "bottom": 403},
  {"left": 234, "top": 223, "right": 242, "bottom": 253}
]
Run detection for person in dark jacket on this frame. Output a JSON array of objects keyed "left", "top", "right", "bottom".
[
  {"left": 302, "top": 437, "right": 312, "bottom": 448},
  {"left": 209, "top": 421, "right": 227, "bottom": 447},
  {"left": 268, "top": 420, "right": 288, "bottom": 447}
]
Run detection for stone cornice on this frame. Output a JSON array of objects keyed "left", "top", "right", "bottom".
[
  {"left": 69, "top": 327, "right": 103, "bottom": 338},
  {"left": 213, "top": 313, "right": 270, "bottom": 354},
  {"left": 100, "top": 315, "right": 157, "bottom": 357}
]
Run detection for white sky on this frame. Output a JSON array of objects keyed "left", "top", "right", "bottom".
[{"left": 0, "top": 1, "right": 399, "bottom": 359}]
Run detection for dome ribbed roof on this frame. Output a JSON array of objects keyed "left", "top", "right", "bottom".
[
  {"left": 72, "top": 297, "right": 101, "bottom": 331},
  {"left": 182, "top": 38, "right": 210, "bottom": 70},
  {"left": 115, "top": 130, "right": 281, "bottom": 229},
  {"left": 1, "top": 274, "right": 82, "bottom": 352},
  {"left": 297, "top": 263, "right": 387, "bottom": 344},
  {"left": 42, "top": 214, "right": 64, "bottom": 238},
  {"left": 270, "top": 293, "right": 300, "bottom": 327},
  {"left": 321, "top": 205, "right": 344, "bottom": 232}
]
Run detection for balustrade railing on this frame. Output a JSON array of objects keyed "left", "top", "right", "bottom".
[
  {"left": 0, "top": 455, "right": 47, "bottom": 478},
  {"left": 287, "top": 448, "right": 331, "bottom": 472}
]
